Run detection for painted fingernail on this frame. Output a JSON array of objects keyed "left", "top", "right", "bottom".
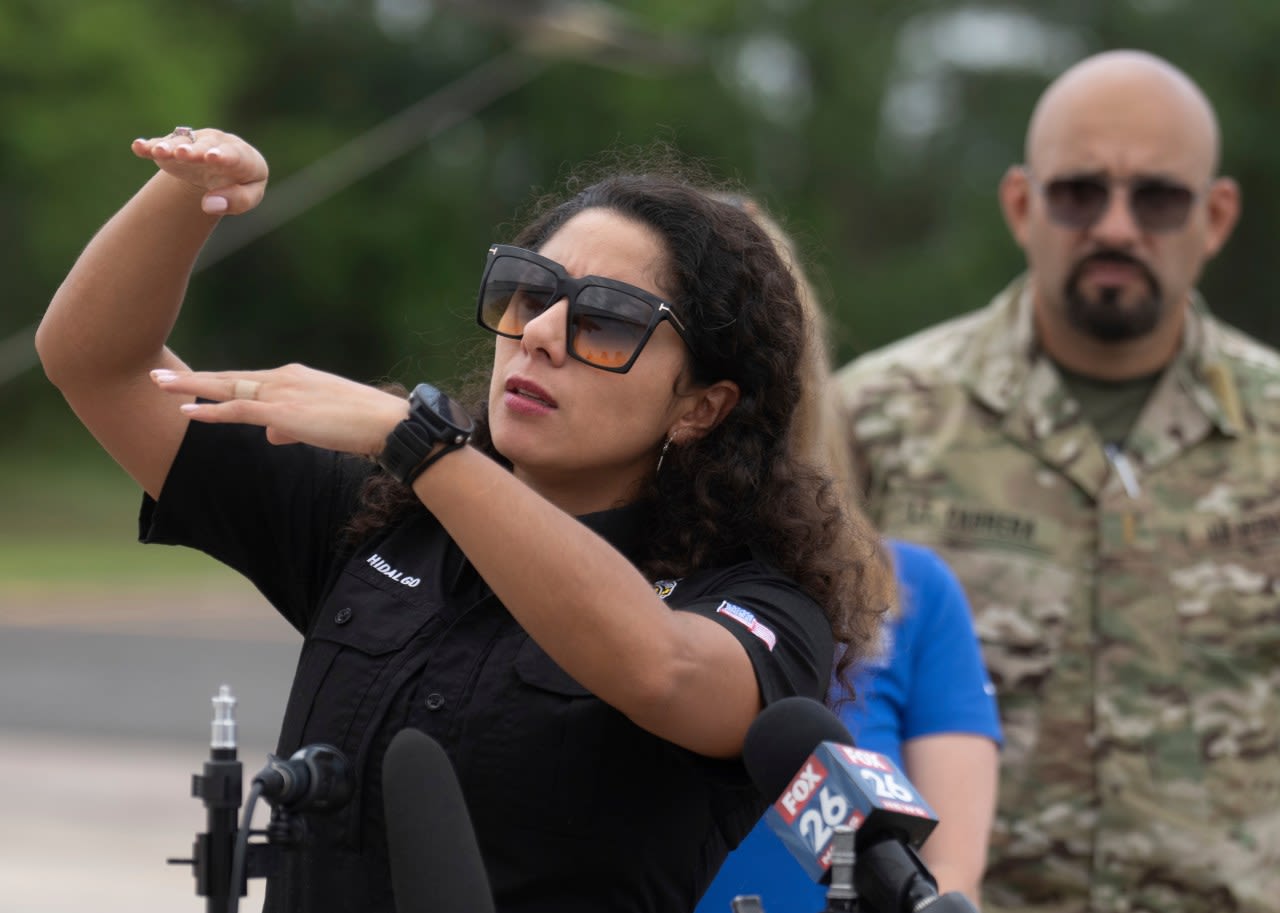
[
  {"left": 179, "top": 403, "right": 200, "bottom": 414},
  {"left": 151, "top": 369, "right": 179, "bottom": 382},
  {"left": 203, "top": 196, "right": 229, "bottom": 214}
]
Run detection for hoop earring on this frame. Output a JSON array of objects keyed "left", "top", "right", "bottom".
[{"left": 656, "top": 436, "right": 672, "bottom": 474}]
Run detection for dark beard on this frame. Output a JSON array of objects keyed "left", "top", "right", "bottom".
[{"left": 1063, "top": 252, "right": 1163, "bottom": 342}]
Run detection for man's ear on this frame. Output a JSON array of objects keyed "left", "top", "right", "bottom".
[
  {"left": 1203, "top": 175, "right": 1241, "bottom": 259},
  {"left": 999, "top": 164, "right": 1033, "bottom": 249},
  {"left": 670, "top": 380, "right": 741, "bottom": 442}
]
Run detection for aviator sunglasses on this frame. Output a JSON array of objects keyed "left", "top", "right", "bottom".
[
  {"left": 1029, "top": 172, "right": 1204, "bottom": 233},
  {"left": 476, "top": 244, "right": 692, "bottom": 373}
]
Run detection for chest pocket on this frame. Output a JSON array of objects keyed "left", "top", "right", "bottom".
[
  {"left": 876, "top": 491, "right": 1076, "bottom": 681},
  {"left": 1158, "top": 508, "right": 1280, "bottom": 823},
  {"left": 463, "top": 638, "right": 622, "bottom": 839},
  {"left": 280, "top": 564, "right": 443, "bottom": 759},
  {"left": 1173, "top": 508, "right": 1280, "bottom": 647},
  {"left": 512, "top": 639, "right": 592, "bottom": 696}
]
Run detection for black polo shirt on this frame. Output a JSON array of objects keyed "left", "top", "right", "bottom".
[{"left": 141, "top": 421, "right": 834, "bottom": 913}]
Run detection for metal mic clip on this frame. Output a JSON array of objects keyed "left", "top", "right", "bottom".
[{"left": 824, "top": 824, "right": 858, "bottom": 912}]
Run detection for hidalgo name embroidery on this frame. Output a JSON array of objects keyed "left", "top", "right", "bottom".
[{"left": 366, "top": 553, "right": 421, "bottom": 588}]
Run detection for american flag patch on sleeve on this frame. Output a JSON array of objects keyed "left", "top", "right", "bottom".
[{"left": 715, "top": 600, "right": 777, "bottom": 650}]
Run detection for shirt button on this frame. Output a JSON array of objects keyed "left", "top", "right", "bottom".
[
  {"left": 334, "top": 607, "right": 353, "bottom": 625},
  {"left": 425, "top": 693, "right": 446, "bottom": 711}
]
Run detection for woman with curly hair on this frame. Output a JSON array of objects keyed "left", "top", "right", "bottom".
[
  {"left": 697, "top": 196, "right": 1001, "bottom": 913},
  {"left": 36, "top": 127, "right": 892, "bottom": 913}
]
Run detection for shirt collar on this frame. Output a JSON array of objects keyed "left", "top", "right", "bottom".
[
  {"left": 576, "top": 501, "right": 649, "bottom": 565},
  {"left": 963, "top": 275, "right": 1245, "bottom": 438}
]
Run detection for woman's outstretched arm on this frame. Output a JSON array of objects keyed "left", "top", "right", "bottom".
[{"left": 35, "top": 129, "right": 268, "bottom": 498}]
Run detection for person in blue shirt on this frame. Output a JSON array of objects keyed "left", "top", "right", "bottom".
[
  {"left": 698, "top": 539, "right": 1002, "bottom": 913},
  {"left": 699, "top": 198, "right": 1003, "bottom": 913}
]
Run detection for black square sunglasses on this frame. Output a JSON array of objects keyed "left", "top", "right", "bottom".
[
  {"left": 476, "top": 244, "right": 692, "bottom": 373},
  {"left": 1030, "top": 171, "right": 1204, "bottom": 234}
]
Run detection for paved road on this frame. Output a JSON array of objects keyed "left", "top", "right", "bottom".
[{"left": 0, "top": 582, "right": 298, "bottom": 913}]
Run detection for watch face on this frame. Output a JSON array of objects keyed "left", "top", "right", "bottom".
[{"left": 416, "top": 384, "right": 475, "bottom": 435}]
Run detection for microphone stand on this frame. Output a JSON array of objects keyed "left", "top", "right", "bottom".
[
  {"left": 167, "top": 685, "right": 302, "bottom": 913},
  {"left": 166, "top": 685, "right": 245, "bottom": 912}
]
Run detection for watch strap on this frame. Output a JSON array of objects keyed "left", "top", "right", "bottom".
[
  {"left": 402, "top": 438, "right": 467, "bottom": 483},
  {"left": 379, "top": 417, "right": 439, "bottom": 484},
  {"left": 377, "top": 384, "right": 472, "bottom": 485}
]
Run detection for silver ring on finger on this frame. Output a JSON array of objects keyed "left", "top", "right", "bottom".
[{"left": 171, "top": 125, "right": 196, "bottom": 142}]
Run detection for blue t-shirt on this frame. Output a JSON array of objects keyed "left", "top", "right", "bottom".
[{"left": 696, "top": 540, "right": 1002, "bottom": 913}]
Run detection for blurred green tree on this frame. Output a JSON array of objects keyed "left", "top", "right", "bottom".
[{"left": 5, "top": 0, "right": 1279, "bottom": 456}]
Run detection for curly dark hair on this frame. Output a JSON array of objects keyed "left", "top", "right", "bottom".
[{"left": 347, "top": 151, "right": 893, "bottom": 692}]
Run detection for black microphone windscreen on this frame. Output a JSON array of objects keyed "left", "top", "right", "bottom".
[
  {"left": 742, "top": 696, "right": 854, "bottom": 799},
  {"left": 382, "top": 728, "right": 496, "bottom": 913}
]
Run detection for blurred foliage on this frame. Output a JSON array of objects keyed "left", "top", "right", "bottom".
[{"left": 5, "top": 0, "right": 1280, "bottom": 457}]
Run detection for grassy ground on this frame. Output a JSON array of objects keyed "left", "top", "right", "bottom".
[
  {"left": 0, "top": 442, "right": 243, "bottom": 590},
  {"left": 0, "top": 419, "right": 296, "bottom": 643}
]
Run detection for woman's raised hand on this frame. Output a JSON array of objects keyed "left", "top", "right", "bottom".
[
  {"left": 151, "top": 363, "right": 411, "bottom": 459},
  {"left": 131, "top": 127, "right": 269, "bottom": 215}
]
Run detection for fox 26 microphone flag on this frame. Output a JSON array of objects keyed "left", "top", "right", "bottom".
[{"left": 764, "top": 741, "right": 938, "bottom": 883}]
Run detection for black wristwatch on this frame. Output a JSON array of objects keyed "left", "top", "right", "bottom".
[{"left": 377, "top": 383, "right": 475, "bottom": 485}]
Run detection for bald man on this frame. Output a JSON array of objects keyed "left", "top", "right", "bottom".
[{"left": 835, "top": 51, "right": 1280, "bottom": 913}]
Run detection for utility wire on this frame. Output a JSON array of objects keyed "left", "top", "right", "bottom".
[
  {"left": 1, "top": 49, "right": 549, "bottom": 389},
  {"left": 3, "top": 0, "right": 703, "bottom": 390}
]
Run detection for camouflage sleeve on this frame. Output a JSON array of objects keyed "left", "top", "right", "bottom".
[{"left": 834, "top": 355, "right": 911, "bottom": 513}]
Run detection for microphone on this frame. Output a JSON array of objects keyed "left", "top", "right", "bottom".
[
  {"left": 253, "top": 743, "right": 354, "bottom": 812},
  {"left": 742, "top": 695, "right": 857, "bottom": 803},
  {"left": 743, "top": 697, "right": 977, "bottom": 913},
  {"left": 382, "top": 727, "right": 496, "bottom": 913},
  {"left": 743, "top": 697, "right": 937, "bottom": 868}
]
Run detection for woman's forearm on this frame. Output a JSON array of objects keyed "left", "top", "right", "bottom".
[{"left": 38, "top": 172, "right": 216, "bottom": 381}]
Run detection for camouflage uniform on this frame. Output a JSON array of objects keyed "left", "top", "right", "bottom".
[{"left": 835, "top": 276, "right": 1280, "bottom": 913}]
